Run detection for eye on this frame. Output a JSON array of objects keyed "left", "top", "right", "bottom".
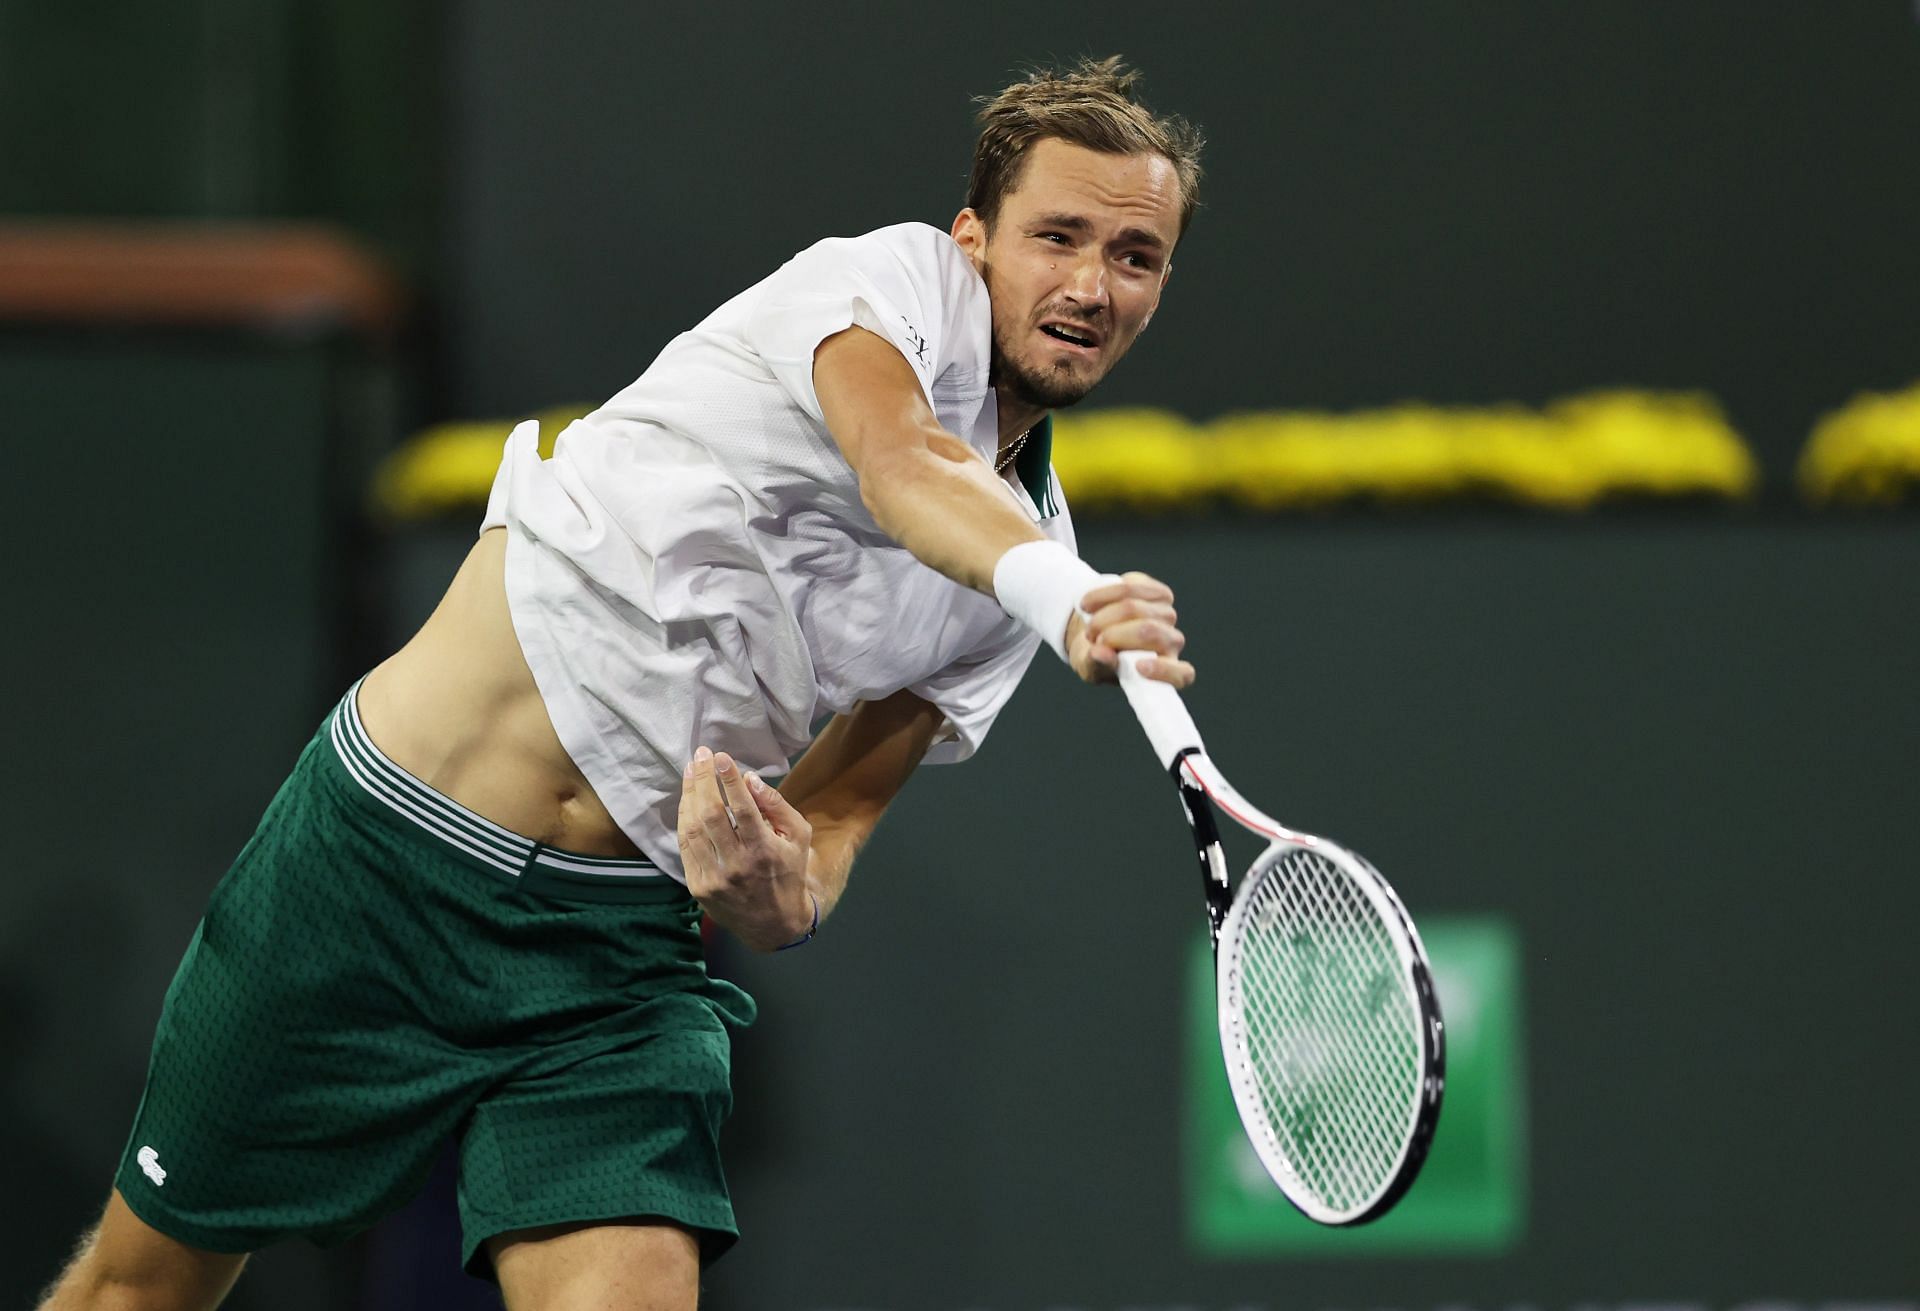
[{"left": 1036, "top": 231, "right": 1070, "bottom": 245}]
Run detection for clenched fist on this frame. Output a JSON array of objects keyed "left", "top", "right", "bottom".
[{"left": 1069, "top": 571, "right": 1194, "bottom": 687}]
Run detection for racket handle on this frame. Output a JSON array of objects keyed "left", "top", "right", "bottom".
[{"left": 1117, "top": 650, "right": 1206, "bottom": 771}]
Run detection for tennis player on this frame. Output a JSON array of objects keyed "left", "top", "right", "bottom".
[{"left": 41, "top": 56, "right": 1202, "bottom": 1311}]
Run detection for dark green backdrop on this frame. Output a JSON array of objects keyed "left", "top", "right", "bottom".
[
  {"left": 705, "top": 514, "right": 1920, "bottom": 1308},
  {"left": 7, "top": 2, "right": 1917, "bottom": 476},
  {"left": 440, "top": 1, "right": 1920, "bottom": 484},
  {"left": 4, "top": 2, "right": 1918, "bottom": 1308}
]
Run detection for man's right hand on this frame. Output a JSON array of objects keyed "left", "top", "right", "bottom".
[{"left": 1069, "top": 572, "right": 1194, "bottom": 687}]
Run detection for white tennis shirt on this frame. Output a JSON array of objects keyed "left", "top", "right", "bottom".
[{"left": 481, "top": 222, "right": 1076, "bottom": 880}]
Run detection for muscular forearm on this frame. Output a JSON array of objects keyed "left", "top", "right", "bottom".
[
  {"left": 775, "top": 685, "right": 945, "bottom": 921},
  {"left": 856, "top": 433, "right": 1042, "bottom": 595},
  {"left": 798, "top": 817, "right": 870, "bottom": 916},
  {"left": 816, "top": 325, "right": 1043, "bottom": 596}
]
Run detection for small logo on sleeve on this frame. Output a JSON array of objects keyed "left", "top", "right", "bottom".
[
  {"left": 137, "top": 1146, "right": 168, "bottom": 1186},
  {"left": 900, "top": 316, "right": 930, "bottom": 369}
]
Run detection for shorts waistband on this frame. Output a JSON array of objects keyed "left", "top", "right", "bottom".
[{"left": 326, "top": 680, "right": 686, "bottom": 904}]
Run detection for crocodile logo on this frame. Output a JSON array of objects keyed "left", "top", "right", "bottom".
[{"left": 137, "top": 1146, "right": 167, "bottom": 1186}]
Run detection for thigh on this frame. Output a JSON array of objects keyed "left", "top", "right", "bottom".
[
  {"left": 490, "top": 1220, "right": 699, "bottom": 1311},
  {"left": 116, "top": 732, "right": 492, "bottom": 1252},
  {"left": 455, "top": 993, "right": 744, "bottom": 1276}
]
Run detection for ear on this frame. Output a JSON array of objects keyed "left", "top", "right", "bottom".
[{"left": 950, "top": 208, "right": 988, "bottom": 272}]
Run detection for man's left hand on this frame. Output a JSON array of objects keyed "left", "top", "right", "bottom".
[{"left": 676, "top": 747, "right": 817, "bottom": 951}]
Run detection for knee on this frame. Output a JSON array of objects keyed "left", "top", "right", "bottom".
[
  {"left": 38, "top": 1197, "right": 248, "bottom": 1311},
  {"left": 42, "top": 1254, "right": 247, "bottom": 1311}
]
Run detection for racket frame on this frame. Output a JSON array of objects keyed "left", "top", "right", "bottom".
[
  {"left": 1213, "top": 816, "right": 1446, "bottom": 1224},
  {"left": 1119, "top": 655, "right": 1446, "bottom": 1226}
]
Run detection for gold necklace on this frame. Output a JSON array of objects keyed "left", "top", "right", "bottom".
[{"left": 995, "top": 428, "right": 1031, "bottom": 475}]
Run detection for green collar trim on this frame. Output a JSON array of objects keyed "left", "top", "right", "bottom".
[{"left": 1013, "top": 415, "right": 1060, "bottom": 518}]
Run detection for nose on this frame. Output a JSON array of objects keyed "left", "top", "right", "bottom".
[{"left": 1061, "top": 250, "right": 1110, "bottom": 311}]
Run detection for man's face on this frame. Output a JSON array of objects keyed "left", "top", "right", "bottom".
[{"left": 952, "top": 138, "right": 1181, "bottom": 412}]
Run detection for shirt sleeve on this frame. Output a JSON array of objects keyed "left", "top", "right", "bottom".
[
  {"left": 742, "top": 223, "right": 983, "bottom": 424},
  {"left": 909, "top": 622, "right": 1045, "bottom": 766}
]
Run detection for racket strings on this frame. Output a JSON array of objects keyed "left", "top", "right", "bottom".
[
  {"left": 1227, "top": 848, "right": 1421, "bottom": 1214},
  {"left": 1253, "top": 880, "right": 1415, "bottom": 1200},
  {"left": 1239, "top": 945, "right": 1409, "bottom": 1205},
  {"left": 1245, "top": 958, "right": 1392, "bottom": 1167},
  {"left": 1248, "top": 972, "right": 1403, "bottom": 1182},
  {"left": 1259, "top": 891, "right": 1416, "bottom": 1203},
  {"left": 1242, "top": 959, "right": 1406, "bottom": 1202}
]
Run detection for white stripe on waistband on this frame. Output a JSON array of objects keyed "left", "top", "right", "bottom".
[
  {"left": 328, "top": 680, "right": 661, "bottom": 879},
  {"left": 329, "top": 713, "right": 526, "bottom": 875},
  {"left": 336, "top": 692, "right": 532, "bottom": 858}
]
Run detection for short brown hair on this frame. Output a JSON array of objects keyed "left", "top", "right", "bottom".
[{"left": 966, "top": 56, "right": 1205, "bottom": 239}]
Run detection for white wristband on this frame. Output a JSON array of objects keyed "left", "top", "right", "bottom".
[{"left": 992, "top": 540, "right": 1114, "bottom": 662}]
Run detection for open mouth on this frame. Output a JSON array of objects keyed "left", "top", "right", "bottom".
[{"left": 1039, "top": 323, "right": 1100, "bottom": 350}]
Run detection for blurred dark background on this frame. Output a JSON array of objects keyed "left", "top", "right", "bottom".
[{"left": 4, "top": 2, "right": 1917, "bottom": 1308}]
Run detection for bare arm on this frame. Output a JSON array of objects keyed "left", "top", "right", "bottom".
[
  {"left": 779, "top": 686, "right": 947, "bottom": 909},
  {"left": 677, "top": 688, "right": 945, "bottom": 950},
  {"left": 679, "top": 330, "right": 1197, "bottom": 947},
  {"left": 814, "top": 324, "right": 1044, "bottom": 593},
  {"left": 813, "top": 324, "right": 1194, "bottom": 686}
]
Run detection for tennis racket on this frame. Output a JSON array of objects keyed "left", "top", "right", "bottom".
[{"left": 1117, "top": 652, "right": 1445, "bottom": 1225}]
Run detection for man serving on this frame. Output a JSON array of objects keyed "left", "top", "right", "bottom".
[{"left": 43, "top": 55, "right": 1204, "bottom": 1311}]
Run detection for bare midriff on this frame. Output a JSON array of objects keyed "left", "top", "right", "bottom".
[{"left": 356, "top": 527, "right": 646, "bottom": 858}]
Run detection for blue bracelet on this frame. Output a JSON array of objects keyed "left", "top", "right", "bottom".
[{"left": 776, "top": 893, "right": 820, "bottom": 951}]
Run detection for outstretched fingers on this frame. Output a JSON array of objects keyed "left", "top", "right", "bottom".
[
  {"left": 679, "top": 747, "right": 785, "bottom": 867},
  {"left": 708, "top": 750, "right": 770, "bottom": 841},
  {"left": 675, "top": 746, "right": 818, "bottom": 951},
  {"left": 677, "top": 753, "right": 720, "bottom": 885},
  {"left": 743, "top": 769, "right": 811, "bottom": 844},
  {"left": 678, "top": 748, "right": 749, "bottom": 873}
]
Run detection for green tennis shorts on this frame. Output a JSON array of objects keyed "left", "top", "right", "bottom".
[{"left": 113, "top": 683, "right": 756, "bottom": 1276}]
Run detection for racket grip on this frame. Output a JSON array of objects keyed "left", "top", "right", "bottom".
[{"left": 1117, "top": 650, "right": 1206, "bottom": 771}]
